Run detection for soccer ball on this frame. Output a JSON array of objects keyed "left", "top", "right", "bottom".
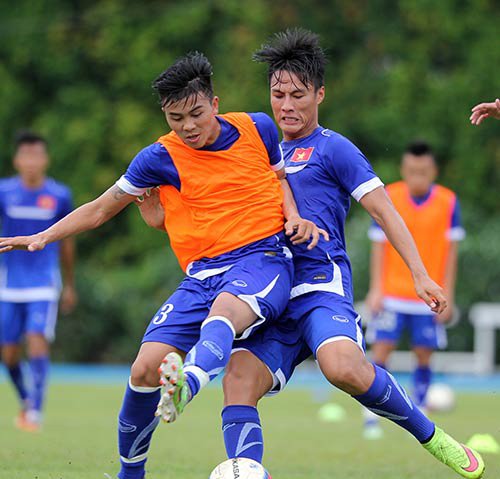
[
  {"left": 426, "top": 383, "right": 456, "bottom": 412},
  {"left": 209, "top": 458, "right": 271, "bottom": 479}
]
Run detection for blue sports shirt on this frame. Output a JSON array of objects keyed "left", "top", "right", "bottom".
[
  {"left": 0, "top": 177, "right": 73, "bottom": 302},
  {"left": 282, "top": 126, "right": 383, "bottom": 302}
]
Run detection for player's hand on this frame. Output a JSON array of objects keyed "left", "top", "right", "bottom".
[
  {"left": 285, "top": 217, "right": 329, "bottom": 250},
  {"left": 470, "top": 99, "right": 500, "bottom": 125},
  {"left": 413, "top": 274, "right": 447, "bottom": 314},
  {"left": 135, "top": 188, "right": 165, "bottom": 231},
  {"left": 436, "top": 304, "right": 454, "bottom": 324},
  {"left": 60, "top": 285, "right": 78, "bottom": 315},
  {"left": 365, "top": 289, "right": 384, "bottom": 315},
  {"left": 0, "top": 234, "right": 47, "bottom": 253}
]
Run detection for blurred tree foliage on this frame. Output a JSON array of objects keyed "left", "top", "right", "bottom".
[{"left": 0, "top": 0, "right": 498, "bottom": 362}]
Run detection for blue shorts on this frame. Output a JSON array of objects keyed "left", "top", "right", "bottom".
[
  {"left": 366, "top": 310, "right": 447, "bottom": 349},
  {"left": 142, "top": 238, "right": 293, "bottom": 353},
  {"left": 0, "top": 301, "right": 59, "bottom": 344},
  {"left": 235, "top": 291, "right": 365, "bottom": 395}
]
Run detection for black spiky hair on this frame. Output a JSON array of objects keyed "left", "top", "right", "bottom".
[
  {"left": 405, "top": 140, "right": 434, "bottom": 157},
  {"left": 253, "top": 28, "right": 327, "bottom": 90},
  {"left": 152, "top": 51, "right": 214, "bottom": 108},
  {"left": 14, "top": 130, "right": 47, "bottom": 150}
]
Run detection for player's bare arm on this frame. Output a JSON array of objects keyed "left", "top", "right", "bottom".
[
  {"left": 276, "top": 167, "right": 329, "bottom": 249},
  {"left": 0, "top": 184, "right": 136, "bottom": 253},
  {"left": 360, "top": 186, "right": 447, "bottom": 314},
  {"left": 135, "top": 187, "right": 166, "bottom": 231},
  {"left": 470, "top": 98, "right": 500, "bottom": 125}
]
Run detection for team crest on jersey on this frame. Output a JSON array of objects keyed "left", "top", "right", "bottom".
[
  {"left": 290, "top": 147, "right": 314, "bottom": 163},
  {"left": 37, "top": 195, "right": 56, "bottom": 210}
]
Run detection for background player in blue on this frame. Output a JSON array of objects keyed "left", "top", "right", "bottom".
[
  {"left": 221, "top": 29, "right": 484, "bottom": 479},
  {"left": 0, "top": 53, "right": 324, "bottom": 479},
  {"left": 0, "top": 131, "right": 76, "bottom": 431}
]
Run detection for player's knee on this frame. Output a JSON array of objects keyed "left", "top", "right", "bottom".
[
  {"left": 26, "top": 334, "right": 49, "bottom": 357},
  {"left": 130, "top": 358, "right": 159, "bottom": 387},
  {"left": 1, "top": 346, "right": 20, "bottom": 367},
  {"left": 329, "top": 365, "right": 360, "bottom": 390},
  {"left": 222, "top": 366, "right": 256, "bottom": 394},
  {"left": 323, "top": 353, "right": 370, "bottom": 393},
  {"left": 223, "top": 366, "right": 263, "bottom": 405},
  {"left": 1, "top": 353, "right": 18, "bottom": 368}
]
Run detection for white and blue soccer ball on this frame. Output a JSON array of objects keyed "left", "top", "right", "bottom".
[{"left": 209, "top": 458, "right": 271, "bottom": 479}]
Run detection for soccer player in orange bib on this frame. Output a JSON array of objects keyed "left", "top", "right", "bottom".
[
  {"left": 365, "top": 141, "right": 465, "bottom": 434},
  {"left": 0, "top": 52, "right": 324, "bottom": 479}
]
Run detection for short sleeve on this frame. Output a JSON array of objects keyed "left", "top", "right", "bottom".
[
  {"left": 447, "top": 196, "right": 465, "bottom": 241},
  {"left": 249, "top": 112, "right": 284, "bottom": 171},
  {"left": 116, "top": 143, "right": 180, "bottom": 195},
  {"left": 327, "top": 135, "right": 383, "bottom": 202}
]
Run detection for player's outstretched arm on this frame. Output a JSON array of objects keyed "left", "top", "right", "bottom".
[
  {"left": 276, "top": 168, "right": 329, "bottom": 250},
  {"left": 470, "top": 98, "right": 500, "bottom": 125},
  {"left": 360, "top": 186, "right": 447, "bottom": 314},
  {"left": 0, "top": 185, "right": 136, "bottom": 253}
]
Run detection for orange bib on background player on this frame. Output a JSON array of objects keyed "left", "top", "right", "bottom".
[
  {"left": 157, "top": 112, "right": 284, "bottom": 271},
  {"left": 382, "top": 181, "right": 456, "bottom": 300}
]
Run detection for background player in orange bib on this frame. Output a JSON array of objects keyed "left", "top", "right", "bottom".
[
  {"left": 365, "top": 141, "right": 465, "bottom": 435},
  {"left": 0, "top": 52, "right": 324, "bottom": 479}
]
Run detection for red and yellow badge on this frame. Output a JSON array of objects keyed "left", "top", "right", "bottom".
[
  {"left": 37, "top": 194, "right": 57, "bottom": 210},
  {"left": 290, "top": 147, "right": 314, "bottom": 163}
]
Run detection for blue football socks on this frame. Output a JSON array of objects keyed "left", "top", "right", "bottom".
[
  {"left": 354, "top": 364, "right": 435, "bottom": 443},
  {"left": 184, "top": 316, "right": 235, "bottom": 398},
  {"left": 7, "top": 363, "right": 29, "bottom": 406},
  {"left": 222, "top": 405, "right": 264, "bottom": 463},
  {"left": 28, "top": 356, "right": 49, "bottom": 413},
  {"left": 413, "top": 365, "right": 432, "bottom": 407},
  {"left": 118, "top": 380, "right": 161, "bottom": 479}
]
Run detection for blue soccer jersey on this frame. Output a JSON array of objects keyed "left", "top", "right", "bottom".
[
  {"left": 235, "top": 127, "right": 382, "bottom": 393},
  {"left": 0, "top": 177, "right": 73, "bottom": 302},
  {"left": 283, "top": 126, "right": 383, "bottom": 302}
]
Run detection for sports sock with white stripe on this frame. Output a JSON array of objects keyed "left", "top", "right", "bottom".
[
  {"left": 354, "top": 364, "right": 435, "bottom": 442},
  {"left": 184, "top": 316, "right": 235, "bottom": 398},
  {"left": 222, "top": 405, "right": 264, "bottom": 463},
  {"left": 117, "top": 380, "right": 160, "bottom": 479}
]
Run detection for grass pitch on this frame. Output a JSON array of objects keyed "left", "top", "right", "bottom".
[{"left": 0, "top": 383, "right": 498, "bottom": 478}]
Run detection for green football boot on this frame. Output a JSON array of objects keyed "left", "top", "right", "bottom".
[
  {"left": 423, "top": 427, "right": 485, "bottom": 478},
  {"left": 155, "top": 352, "right": 191, "bottom": 423}
]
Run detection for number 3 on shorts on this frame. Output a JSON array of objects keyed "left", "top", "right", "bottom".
[{"left": 152, "top": 303, "right": 174, "bottom": 325}]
